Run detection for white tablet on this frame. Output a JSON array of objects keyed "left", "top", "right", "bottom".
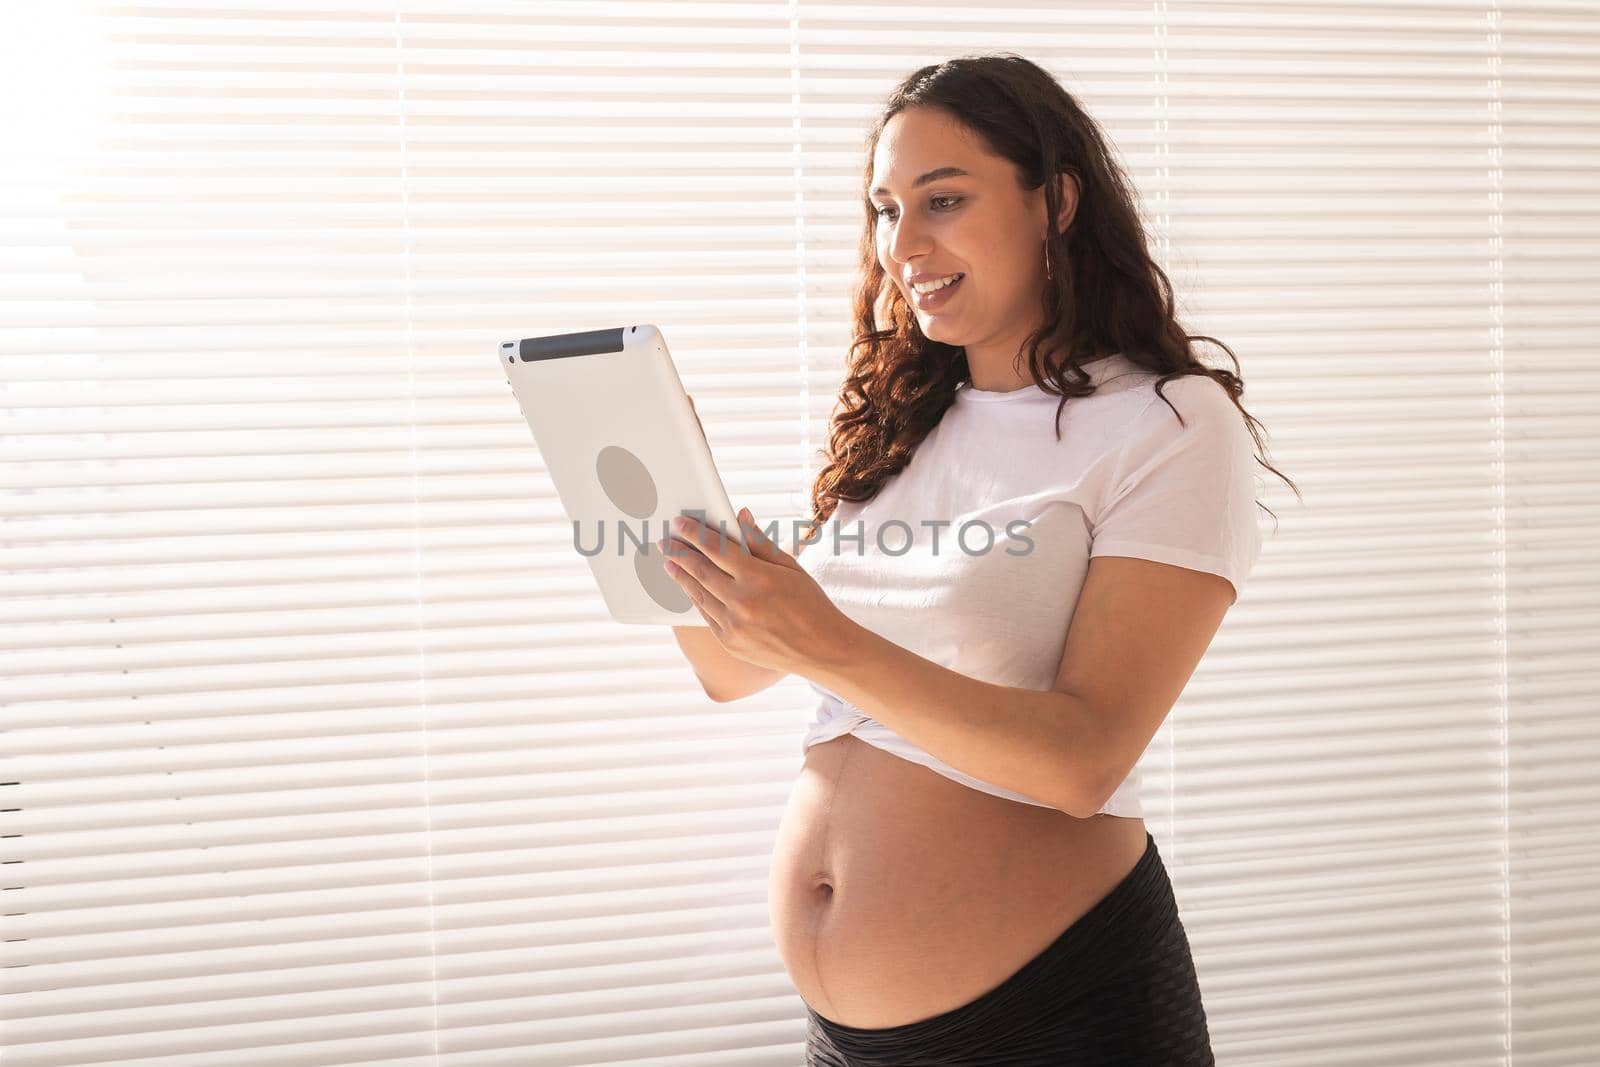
[{"left": 498, "top": 324, "right": 745, "bottom": 626}]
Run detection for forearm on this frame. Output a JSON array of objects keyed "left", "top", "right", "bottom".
[
  {"left": 672, "top": 624, "right": 783, "bottom": 701},
  {"left": 803, "top": 621, "right": 1103, "bottom": 816}
]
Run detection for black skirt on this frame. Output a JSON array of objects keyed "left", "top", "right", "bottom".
[{"left": 804, "top": 830, "right": 1215, "bottom": 1067}]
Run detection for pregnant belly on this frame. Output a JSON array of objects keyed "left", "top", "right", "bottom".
[{"left": 768, "top": 732, "right": 1149, "bottom": 1030}]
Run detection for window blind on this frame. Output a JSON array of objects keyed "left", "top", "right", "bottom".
[{"left": 3, "top": 2, "right": 1595, "bottom": 1065}]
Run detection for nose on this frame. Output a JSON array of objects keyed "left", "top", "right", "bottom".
[{"left": 884, "top": 215, "right": 931, "bottom": 278}]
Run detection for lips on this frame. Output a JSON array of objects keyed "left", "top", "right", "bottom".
[{"left": 911, "top": 272, "right": 965, "bottom": 308}]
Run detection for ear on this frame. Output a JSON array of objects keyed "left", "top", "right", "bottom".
[{"left": 1053, "top": 170, "right": 1080, "bottom": 237}]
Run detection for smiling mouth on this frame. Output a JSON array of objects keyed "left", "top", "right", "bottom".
[
  {"left": 911, "top": 273, "right": 966, "bottom": 306},
  {"left": 909, "top": 273, "right": 964, "bottom": 294}
]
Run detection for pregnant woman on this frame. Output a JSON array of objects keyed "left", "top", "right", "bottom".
[{"left": 662, "top": 53, "right": 1296, "bottom": 1066}]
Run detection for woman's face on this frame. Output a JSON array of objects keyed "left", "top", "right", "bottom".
[{"left": 868, "top": 106, "right": 1075, "bottom": 385}]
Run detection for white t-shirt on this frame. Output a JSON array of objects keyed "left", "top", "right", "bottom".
[{"left": 796, "top": 353, "right": 1263, "bottom": 819}]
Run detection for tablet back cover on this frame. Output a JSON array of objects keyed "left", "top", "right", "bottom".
[{"left": 500, "top": 324, "right": 740, "bottom": 625}]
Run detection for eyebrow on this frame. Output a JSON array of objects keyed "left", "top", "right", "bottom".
[{"left": 869, "top": 166, "right": 971, "bottom": 198}]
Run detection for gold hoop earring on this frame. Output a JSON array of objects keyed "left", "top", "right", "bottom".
[{"left": 1044, "top": 240, "right": 1053, "bottom": 282}]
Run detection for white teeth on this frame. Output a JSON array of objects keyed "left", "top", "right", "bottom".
[{"left": 912, "top": 273, "right": 963, "bottom": 294}]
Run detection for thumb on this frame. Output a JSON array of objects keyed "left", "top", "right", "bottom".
[{"left": 736, "top": 506, "right": 780, "bottom": 561}]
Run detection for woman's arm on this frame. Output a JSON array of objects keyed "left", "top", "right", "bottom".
[{"left": 671, "top": 626, "right": 787, "bottom": 702}]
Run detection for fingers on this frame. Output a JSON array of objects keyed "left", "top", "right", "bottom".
[
  {"left": 735, "top": 509, "right": 774, "bottom": 558},
  {"left": 739, "top": 508, "right": 795, "bottom": 566},
  {"left": 667, "top": 516, "right": 745, "bottom": 578},
  {"left": 667, "top": 553, "right": 728, "bottom": 632}
]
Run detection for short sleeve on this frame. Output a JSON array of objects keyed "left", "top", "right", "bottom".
[{"left": 1089, "top": 374, "right": 1263, "bottom": 602}]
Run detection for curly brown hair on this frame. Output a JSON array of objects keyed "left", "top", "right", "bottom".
[{"left": 804, "top": 52, "right": 1299, "bottom": 541}]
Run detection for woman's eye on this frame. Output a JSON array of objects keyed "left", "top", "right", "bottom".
[{"left": 874, "top": 194, "right": 962, "bottom": 221}]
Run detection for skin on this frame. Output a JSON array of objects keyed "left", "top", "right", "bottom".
[{"left": 869, "top": 105, "right": 1080, "bottom": 393}]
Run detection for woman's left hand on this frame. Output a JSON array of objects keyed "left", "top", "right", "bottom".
[{"left": 657, "top": 507, "right": 851, "bottom": 676}]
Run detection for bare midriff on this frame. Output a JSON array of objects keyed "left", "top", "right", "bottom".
[{"left": 768, "top": 731, "right": 1150, "bottom": 1029}]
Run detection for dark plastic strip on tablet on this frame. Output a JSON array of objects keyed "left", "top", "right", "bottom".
[{"left": 517, "top": 327, "right": 626, "bottom": 362}]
